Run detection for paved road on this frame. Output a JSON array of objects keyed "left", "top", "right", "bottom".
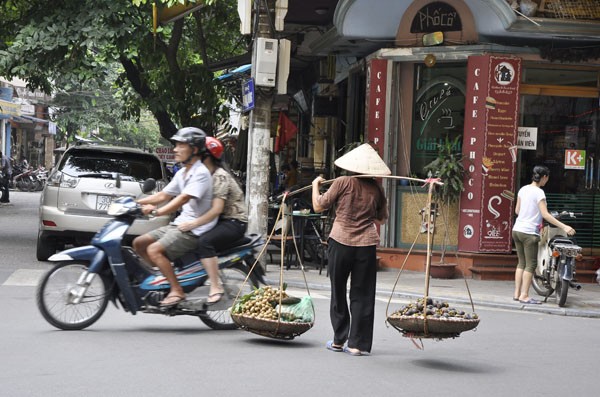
[{"left": 1, "top": 190, "right": 599, "bottom": 396}]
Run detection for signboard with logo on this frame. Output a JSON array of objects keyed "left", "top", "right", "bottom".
[
  {"left": 410, "top": 1, "right": 462, "bottom": 33},
  {"left": 564, "top": 149, "right": 585, "bottom": 170},
  {"left": 459, "top": 55, "right": 522, "bottom": 253}
]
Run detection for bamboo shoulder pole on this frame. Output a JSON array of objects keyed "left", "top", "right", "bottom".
[{"left": 274, "top": 175, "right": 443, "bottom": 200}]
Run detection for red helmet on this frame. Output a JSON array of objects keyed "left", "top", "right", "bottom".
[{"left": 205, "top": 136, "right": 224, "bottom": 159}]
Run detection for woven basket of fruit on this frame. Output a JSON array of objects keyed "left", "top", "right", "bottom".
[
  {"left": 231, "top": 286, "right": 314, "bottom": 340},
  {"left": 231, "top": 313, "right": 313, "bottom": 340},
  {"left": 387, "top": 297, "right": 480, "bottom": 339}
]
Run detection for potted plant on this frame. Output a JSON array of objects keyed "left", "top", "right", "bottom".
[{"left": 423, "top": 135, "right": 466, "bottom": 278}]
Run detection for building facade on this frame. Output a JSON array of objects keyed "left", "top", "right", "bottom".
[
  {"left": 283, "top": 0, "right": 600, "bottom": 280},
  {"left": 1, "top": 78, "right": 54, "bottom": 169}
]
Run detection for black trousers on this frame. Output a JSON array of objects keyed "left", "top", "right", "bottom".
[
  {"left": 327, "top": 238, "right": 377, "bottom": 352},
  {"left": 196, "top": 218, "right": 247, "bottom": 258},
  {"left": 0, "top": 174, "right": 10, "bottom": 203}
]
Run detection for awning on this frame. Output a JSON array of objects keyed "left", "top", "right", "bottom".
[
  {"left": 20, "top": 115, "right": 49, "bottom": 124},
  {"left": 11, "top": 115, "right": 34, "bottom": 124},
  {"left": 217, "top": 64, "right": 251, "bottom": 81}
]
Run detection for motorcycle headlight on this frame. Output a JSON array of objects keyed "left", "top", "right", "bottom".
[{"left": 107, "top": 197, "right": 136, "bottom": 216}]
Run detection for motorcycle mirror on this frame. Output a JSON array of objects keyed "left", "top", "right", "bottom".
[{"left": 142, "top": 178, "right": 156, "bottom": 194}]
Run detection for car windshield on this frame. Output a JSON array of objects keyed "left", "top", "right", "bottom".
[{"left": 60, "top": 149, "right": 164, "bottom": 182}]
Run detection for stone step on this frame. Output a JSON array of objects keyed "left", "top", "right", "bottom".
[{"left": 470, "top": 267, "right": 598, "bottom": 283}]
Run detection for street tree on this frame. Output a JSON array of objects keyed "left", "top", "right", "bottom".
[
  {"left": 0, "top": 0, "right": 246, "bottom": 140},
  {"left": 51, "top": 66, "right": 162, "bottom": 149}
]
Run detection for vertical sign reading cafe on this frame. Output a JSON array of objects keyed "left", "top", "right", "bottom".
[
  {"left": 365, "top": 59, "right": 388, "bottom": 155},
  {"left": 459, "top": 55, "right": 522, "bottom": 253}
]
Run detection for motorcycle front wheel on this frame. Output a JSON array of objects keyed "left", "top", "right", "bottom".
[
  {"left": 200, "top": 262, "right": 259, "bottom": 330},
  {"left": 532, "top": 257, "right": 554, "bottom": 297},
  {"left": 37, "top": 261, "right": 111, "bottom": 330}
]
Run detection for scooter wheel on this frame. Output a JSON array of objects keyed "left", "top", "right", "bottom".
[
  {"left": 199, "top": 262, "right": 260, "bottom": 330},
  {"left": 37, "top": 261, "right": 110, "bottom": 330}
]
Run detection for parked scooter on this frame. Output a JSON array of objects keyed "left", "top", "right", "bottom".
[
  {"left": 532, "top": 211, "right": 582, "bottom": 307},
  {"left": 36, "top": 179, "right": 266, "bottom": 330},
  {"left": 30, "top": 165, "right": 48, "bottom": 191},
  {"left": 13, "top": 165, "right": 36, "bottom": 191}
]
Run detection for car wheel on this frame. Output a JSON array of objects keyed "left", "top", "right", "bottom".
[{"left": 37, "top": 232, "right": 57, "bottom": 261}]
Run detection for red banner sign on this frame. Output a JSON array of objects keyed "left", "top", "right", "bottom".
[
  {"left": 458, "top": 55, "right": 522, "bottom": 253},
  {"left": 365, "top": 59, "right": 388, "bottom": 155}
]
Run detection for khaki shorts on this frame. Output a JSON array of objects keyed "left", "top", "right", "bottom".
[{"left": 148, "top": 224, "right": 198, "bottom": 261}]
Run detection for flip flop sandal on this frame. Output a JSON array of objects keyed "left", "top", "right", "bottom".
[
  {"left": 205, "top": 292, "right": 225, "bottom": 306},
  {"left": 326, "top": 340, "right": 343, "bottom": 352},
  {"left": 160, "top": 294, "right": 186, "bottom": 307},
  {"left": 519, "top": 298, "right": 542, "bottom": 305},
  {"left": 343, "top": 347, "right": 369, "bottom": 356}
]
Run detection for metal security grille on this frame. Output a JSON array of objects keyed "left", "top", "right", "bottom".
[{"left": 545, "top": 193, "right": 599, "bottom": 255}]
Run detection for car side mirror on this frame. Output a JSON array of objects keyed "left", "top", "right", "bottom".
[{"left": 142, "top": 178, "right": 156, "bottom": 194}]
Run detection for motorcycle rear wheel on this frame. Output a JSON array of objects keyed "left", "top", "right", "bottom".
[
  {"left": 555, "top": 275, "right": 569, "bottom": 307},
  {"left": 37, "top": 261, "right": 110, "bottom": 330},
  {"left": 16, "top": 179, "right": 32, "bottom": 192},
  {"left": 199, "top": 262, "right": 259, "bottom": 330}
]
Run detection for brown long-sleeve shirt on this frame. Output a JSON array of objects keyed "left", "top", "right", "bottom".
[{"left": 315, "top": 176, "right": 388, "bottom": 247}]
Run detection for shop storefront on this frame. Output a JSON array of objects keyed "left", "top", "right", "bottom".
[
  {"left": 0, "top": 80, "right": 54, "bottom": 168},
  {"left": 308, "top": 0, "right": 600, "bottom": 280}
]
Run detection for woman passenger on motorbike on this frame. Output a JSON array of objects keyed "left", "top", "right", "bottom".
[
  {"left": 177, "top": 137, "right": 248, "bottom": 304},
  {"left": 512, "top": 165, "right": 576, "bottom": 304}
]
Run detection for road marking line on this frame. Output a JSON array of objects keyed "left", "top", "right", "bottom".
[{"left": 2, "top": 269, "right": 45, "bottom": 286}]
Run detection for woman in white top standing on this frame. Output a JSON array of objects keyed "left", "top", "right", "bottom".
[{"left": 512, "top": 165, "right": 576, "bottom": 304}]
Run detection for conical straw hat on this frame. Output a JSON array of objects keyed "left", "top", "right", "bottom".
[{"left": 334, "top": 143, "right": 391, "bottom": 175}]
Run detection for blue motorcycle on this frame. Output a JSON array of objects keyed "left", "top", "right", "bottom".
[{"left": 36, "top": 180, "right": 265, "bottom": 330}]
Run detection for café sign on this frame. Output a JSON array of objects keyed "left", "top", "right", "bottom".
[
  {"left": 365, "top": 59, "right": 388, "bottom": 154},
  {"left": 459, "top": 55, "right": 522, "bottom": 253}
]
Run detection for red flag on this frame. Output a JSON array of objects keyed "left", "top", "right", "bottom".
[{"left": 274, "top": 111, "right": 298, "bottom": 153}]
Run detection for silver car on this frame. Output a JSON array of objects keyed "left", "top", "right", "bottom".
[{"left": 37, "top": 144, "right": 171, "bottom": 261}]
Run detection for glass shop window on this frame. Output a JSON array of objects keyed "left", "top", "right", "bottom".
[{"left": 410, "top": 63, "right": 466, "bottom": 178}]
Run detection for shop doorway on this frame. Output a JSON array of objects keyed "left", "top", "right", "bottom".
[{"left": 518, "top": 94, "right": 600, "bottom": 254}]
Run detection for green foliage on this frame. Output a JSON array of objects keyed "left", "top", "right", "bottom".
[
  {"left": 0, "top": 0, "right": 244, "bottom": 141},
  {"left": 423, "top": 135, "right": 466, "bottom": 204}
]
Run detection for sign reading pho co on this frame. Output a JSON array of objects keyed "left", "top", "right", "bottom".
[
  {"left": 410, "top": 1, "right": 462, "bottom": 33},
  {"left": 459, "top": 55, "right": 522, "bottom": 253}
]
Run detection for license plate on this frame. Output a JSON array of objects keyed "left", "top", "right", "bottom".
[{"left": 96, "top": 195, "right": 112, "bottom": 211}]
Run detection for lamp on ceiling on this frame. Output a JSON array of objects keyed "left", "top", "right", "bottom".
[{"left": 424, "top": 54, "right": 437, "bottom": 68}]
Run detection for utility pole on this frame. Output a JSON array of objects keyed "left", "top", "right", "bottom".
[{"left": 246, "top": 0, "right": 275, "bottom": 238}]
